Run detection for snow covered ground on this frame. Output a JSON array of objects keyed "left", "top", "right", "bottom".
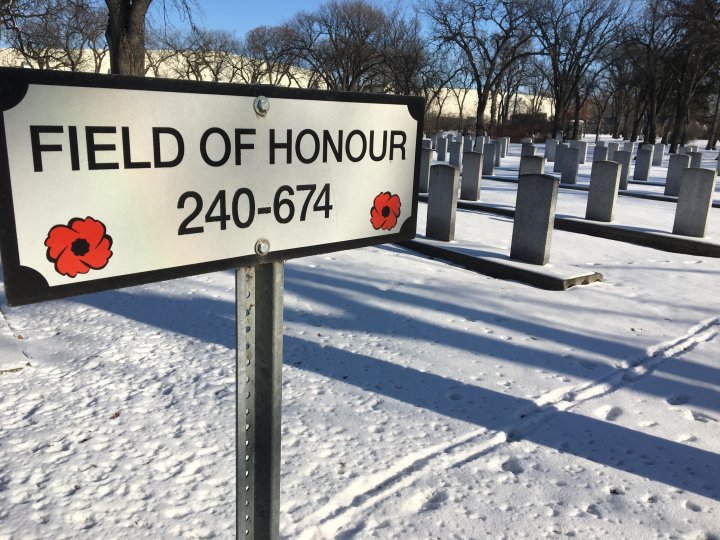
[{"left": 1, "top": 139, "right": 719, "bottom": 539}]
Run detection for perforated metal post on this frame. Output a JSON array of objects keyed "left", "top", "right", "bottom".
[{"left": 237, "top": 262, "right": 284, "bottom": 540}]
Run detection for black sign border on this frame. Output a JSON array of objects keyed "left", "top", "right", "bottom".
[{"left": 0, "top": 67, "right": 423, "bottom": 306}]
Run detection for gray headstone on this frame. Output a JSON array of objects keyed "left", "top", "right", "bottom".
[
  {"left": 460, "top": 151, "right": 483, "bottom": 201},
  {"left": 554, "top": 142, "right": 568, "bottom": 173},
  {"left": 561, "top": 147, "right": 580, "bottom": 184},
  {"left": 521, "top": 143, "right": 536, "bottom": 157},
  {"left": 430, "top": 133, "right": 439, "bottom": 150},
  {"left": 500, "top": 137, "right": 510, "bottom": 158},
  {"left": 419, "top": 146, "right": 432, "bottom": 193},
  {"left": 510, "top": 174, "right": 559, "bottom": 265},
  {"left": 545, "top": 138, "right": 557, "bottom": 162},
  {"left": 607, "top": 142, "right": 620, "bottom": 161},
  {"left": 482, "top": 143, "right": 496, "bottom": 175},
  {"left": 436, "top": 136, "right": 448, "bottom": 162},
  {"left": 633, "top": 147, "right": 653, "bottom": 181},
  {"left": 664, "top": 153, "right": 690, "bottom": 196},
  {"left": 520, "top": 137, "right": 533, "bottom": 144},
  {"left": 623, "top": 141, "right": 635, "bottom": 153},
  {"left": 474, "top": 136, "right": 485, "bottom": 154},
  {"left": 449, "top": 139, "right": 463, "bottom": 168},
  {"left": 463, "top": 135, "right": 474, "bottom": 152},
  {"left": 494, "top": 141, "right": 502, "bottom": 166},
  {"left": 688, "top": 145, "right": 699, "bottom": 153},
  {"left": 586, "top": 161, "right": 621, "bottom": 222},
  {"left": 672, "top": 168, "right": 716, "bottom": 237},
  {"left": 596, "top": 141, "right": 606, "bottom": 147},
  {"left": 426, "top": 164, "right": 459, "bottom": 241},
  {"left": 519, "top": 155, "right": 545, "bottom": 176},
  {"left": 577, "top": 141, "right": 588, "bottom": 164},
  {"left": 678, "top": 146, "right": 687, "bottom": 155},
  {"left": 422, "top": 138, "right": 433, "bottom": 149},
  {"left": 614, "top": 150, "right": 632, "bottom": 190},
  {"left": 652, "top": 143, "right": 665, "bottom": 166},
  {"left": 688, "top": 151, "right": 703, "bottom": 168},
  {"left": 594, "top": 146, "right": 609, "bottom": 161}
]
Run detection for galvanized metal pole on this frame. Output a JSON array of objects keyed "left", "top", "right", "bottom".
[{"left": 237, "top": 262, "right": 284, "bottom": 540}]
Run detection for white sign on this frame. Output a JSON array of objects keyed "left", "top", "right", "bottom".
[{"left": 0, "top": 69, "right": 422, "bottom": 304}]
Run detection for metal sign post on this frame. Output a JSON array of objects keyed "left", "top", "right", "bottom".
[{"left": 237, "top": 262, "right": 284, "bottom": 539}]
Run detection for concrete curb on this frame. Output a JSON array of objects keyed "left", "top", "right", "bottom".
[{"left": 397, "top": 239, "right": 603, "bottom": 291}]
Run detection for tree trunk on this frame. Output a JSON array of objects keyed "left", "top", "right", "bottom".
[
  {"left": 646, "top": 63, "right": 658, "bottom": 144},
  {"left": 106, "top": 0, "right": 152, "bottom": 76},
  {"left": 630, "top": 113, "right": 639, "bottom": 142},
  {"left": 705, "top": 89, "right": 720, "bottom": 150},
  {"left": 646, "top": 94, "right": 657, "bottom": 143},
  {"left": 550, "top": 88, "right": 566, "bottom": 139},
  {"left": 571, "top": 90, "right": 581, "bottom": 140},
  {"left": 611, "top": 100, "right": 622, "bottom": 139},
  {"left": 475, "top": 85, "right": 491, "bottom": 135},
  {"left": 621, "top": 108, "right": 631, "bottom": 139},
  {"left": 660, "top": 117, "right": 672, "bottom": 146},
  {"left": 669, "top": 89, "right": 687, "bottom": 153},
  {"left": 489, "top": 90, "right": 498, "bottom": 136}
]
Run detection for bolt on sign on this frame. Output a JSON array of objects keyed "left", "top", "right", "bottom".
[{"left": 0, "top": 68, "right": 422, "bottom": 305}]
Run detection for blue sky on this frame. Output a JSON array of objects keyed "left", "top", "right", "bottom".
[{"left": 162, "top": 0, "right": 400, "bottom": 37}]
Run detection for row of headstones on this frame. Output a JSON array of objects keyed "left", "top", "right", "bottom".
[
  {"left": 423, "top": 134, "right": 512, "bottom": 191},
  {"left": 591, "top": 141, "right": 719, "bottom": 194},
  {"left": 425, "top": 163, "right": 716, "bottom": 265},
  {"left": 521, "top": 139, "right": 720, "bottom": 191}
]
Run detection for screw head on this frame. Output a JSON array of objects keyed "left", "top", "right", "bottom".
[
  {"left": 254, "top": 96, "right": 270, "bottom": 116},
  {"left": 254, "top": 238, "right": 270, "bottom": 256}
]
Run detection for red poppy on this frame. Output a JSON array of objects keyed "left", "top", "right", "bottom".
[
  {"left": 370, "top": 192, "right": 401, "bottom": 231},
  {"left": 45, "top": 217, "right": 113, "bottom": 277}
]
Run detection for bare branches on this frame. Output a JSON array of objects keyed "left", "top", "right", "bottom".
[
  {"left": 421, "top": 0, "right": 536, "bottom": 133},
  {"left": 3, "top": 0, "right": 107, "bottom": 71},
  {"left": 528, "top": 0, "right": 628, "bottom": 138}
]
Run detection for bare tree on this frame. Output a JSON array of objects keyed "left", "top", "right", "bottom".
[
  {"left": 422, "top": 0, "right": 535, "bottom": 134},
  {"left": 447, "top": 60, "right": 473, "bottom": 130},
  {"left": 665, "top": 0, "right": 720, "bottom": 151},
  {"left": 376, "top": 11, "right": 433, "bottom": 96},
  {"left": 705, "top": 70, "right": 720, "bottom": 150},
  {"left": 84, "top": 2, "right": 109, "bottom": 72},
  {"left": 188, "top": 28, "right": 242, "bottom": 82},
  {"left": 144, "top": 26, "right": 178, "bottom": 77},
  {"left": 522, "top": 60, "right": 552, "bottom": 116},
  {"left": 243, "top": 25, "right": 300, "bottom": 85},
  {"left": 626, "top": 0, "right": 680, "bottom": 143},
  {"left": 529, "top": 0, "right": 628, "bottom": 138},
  {"left": 283, "top": 0, "right": 388, "bottom": 92},
  {"left": 497, "top": 58, "right": 526, "bottom": 133},
  {"left": 588, "top": 72, "right": 614, "bottom": 141},
  {"left": 4, "top": 0, "right": 107, "bottom": 71}
]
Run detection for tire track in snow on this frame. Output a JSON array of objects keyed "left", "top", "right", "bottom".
[
  {"left": 291, "top": 316, "right": 720, "bottom": 538},
  {"left": 289, "top": 428, "right": 503, "bottom": 538}
]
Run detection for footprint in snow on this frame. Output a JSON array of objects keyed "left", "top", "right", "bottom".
[
  {"left": 500, "top": 457, "right": 524, "bottom": 475},
  {"left": 405, "top": 489, "right": 448, "bottom": 514},
  {"left": 666, "top": 394, "right": 689, "bottom": 406},
  {"left": 683, "top": 409, "right": 718, "bottom": 423},
  {"left": 487, "top": 455, "right": 524, "bottom": 475},
  {"left": 595, "top": 405, "right": 623, "bottom": 421}
]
